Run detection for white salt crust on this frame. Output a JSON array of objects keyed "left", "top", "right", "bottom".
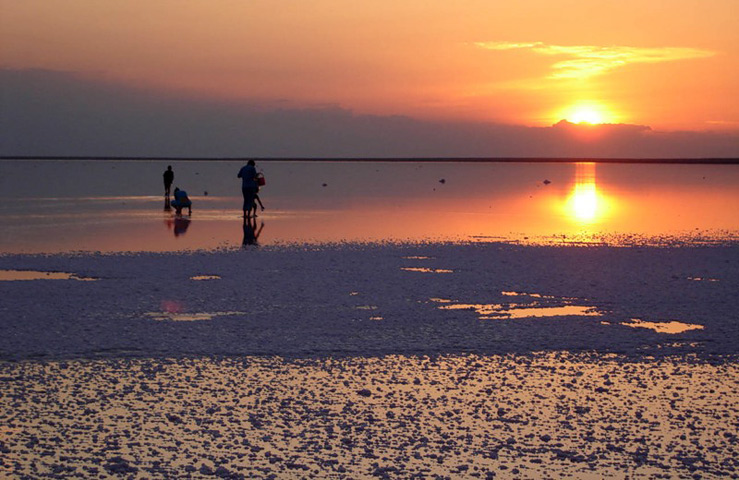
[{"left": 0, "top": 242, "right": 737, "bottom": 478}]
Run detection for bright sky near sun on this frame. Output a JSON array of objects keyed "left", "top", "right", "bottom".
[{"left": 1, "top": 0, "right": 737, "bottom": 131}]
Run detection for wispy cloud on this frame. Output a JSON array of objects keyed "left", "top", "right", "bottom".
[{"left": 476, "top": 41, "right": 716, "bottom": 79}]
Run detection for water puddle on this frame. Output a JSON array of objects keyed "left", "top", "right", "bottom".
[
  {"left": 401, "top": 267, "right": 454, "bottom": 273},
  {"left": 431, "top": 292, "right": 601, "bottom": 320},
  {"left": 0, "top": 270, "right": 97, "bottom": 281},
  {"left": 401, "top": 256, "right": 452, "bottom": 273},
  {"left": 355, "top": 304, "right": 382, "bottom": 320},
  {"left": 622, "top": 318, "right": 705, "bottom": 334},
  {"left": 502, "top": 291, "right": 576, "bottom": 300},
  {"left": 145, "top": 311, "right": 244, "bottom": 322},
  {"left": 190, "top": 275, "right": 221, "bottom": 281},
  {"left": 687, "top": 276, "right": 719, "bottom": 282}
]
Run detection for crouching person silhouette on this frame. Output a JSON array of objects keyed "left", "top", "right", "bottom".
[{"left": 170, "top": 187, "right": 192, "bottom": 215}]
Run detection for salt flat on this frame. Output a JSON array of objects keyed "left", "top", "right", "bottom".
[
  {"left": 1, "top": 241, "right": 737, "bottom": 478},
  {"left": 0, "top": 242, "right": 736, "bottom": 359},
  {"left": 2, "top": 354, "right": 737, "bottom": 479}
]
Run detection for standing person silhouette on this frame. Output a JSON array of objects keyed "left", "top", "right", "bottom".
[
  {"left": 237, "top": 160, "right": 258, "bottom": 218},
  {"left": 163, "top": 165, "right": 174, "bottom": 197}
]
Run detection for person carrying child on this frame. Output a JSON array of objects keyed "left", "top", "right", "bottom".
[{"left": 238, "top": 160, "right": 266, "bottom": 217}]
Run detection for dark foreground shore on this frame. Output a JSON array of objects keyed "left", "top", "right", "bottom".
[
  {"left": 2, "top": 353, "right": 737, "bottom": 479},
  {"left": 1, "top": 242, "right": 737, "bottom": 478}
]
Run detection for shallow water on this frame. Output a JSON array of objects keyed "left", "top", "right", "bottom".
[
  {"left": 0, "top": 160, "right": 737, "bottom": 252},
  {"left": 0, "top": 269, "right": 97, "bottom": 281}
]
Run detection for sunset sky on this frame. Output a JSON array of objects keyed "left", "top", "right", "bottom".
[{"left": 2, "top": 1, "right": 738, "bottom": 157}]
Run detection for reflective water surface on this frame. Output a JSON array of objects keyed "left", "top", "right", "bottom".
[
  {"left": 145, "top": 311, "right": 245, "bottom": 322},
  {"left": 0, "top": 270, "right": 97, "bottom": 281},
  {"left": 622, "top": 318, "right": 705, "bottom": 334},
  {"left": 0, "top": 160, "right": 737, "bottom": 253},
  {"left": 430, "top": 292, "right": 602, "bottom": 320}
]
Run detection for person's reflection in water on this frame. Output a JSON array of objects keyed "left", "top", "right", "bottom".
[
  {"left": 174, "top": 217, "right": 191, "bottom": 237},
  {"left": 242, "top": 216, "right": 264, "bottom": 247}
]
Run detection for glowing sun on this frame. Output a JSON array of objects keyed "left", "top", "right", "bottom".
[
  {"left": 559, "top": 102, "right": 614, "bottom": 124},
  {"left": 569, "top": 107, "right": 604, "bottom": 124}
]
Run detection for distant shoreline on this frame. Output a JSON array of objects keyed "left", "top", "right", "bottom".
[{"left": 1, "top": 156, "right": 738, "bottom": 164}]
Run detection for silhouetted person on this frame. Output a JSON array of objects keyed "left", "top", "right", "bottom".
[
  {"left": 170, "top": 187, "right": 192, "bottom": 215},
  {"left": 237, "top": 160, "right": 258, "bottom": 217},
  {"left": 242, "top": 216, "right": 264, "bottom": 247},
  {"left": 249, "top": 192, "right": 266, "bottom": 217},
  {"left": 163, "top": 165, "right": 174, "bottom": 197},
  {"left": 246, "top": 172, "right": 266, "bottom": 217},
  {"left": 252, "top": 172, "right": 266, "bottom": 216}
]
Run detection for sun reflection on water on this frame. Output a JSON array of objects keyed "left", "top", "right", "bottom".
[
  {"left": 570, "top": 182, "right": 598, "bottom": 221},
  {"left": 563, "top": 163, "right": 613, "bottom": 224}
]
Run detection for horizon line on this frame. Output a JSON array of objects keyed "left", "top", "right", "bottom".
[{"left": 1, "top": 156, "right": 738, "bottom": 164}]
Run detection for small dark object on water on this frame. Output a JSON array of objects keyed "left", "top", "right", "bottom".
[
  {"left": 357, "top": 388, "right": 372, "bottom": 397},
  {"left": 543, "top": 179, "right": 551, "bottom": 185},
  {"left": 204, "top": 191, "right": 208, "bottom": 196},
  {"left": 322, "top": 183, "right": 328, "bottom": 187},
  {"left": 439, "top": 178, "right": 446, "bottom": 184}
]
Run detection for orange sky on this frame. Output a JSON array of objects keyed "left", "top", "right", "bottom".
[{"left": 2, "top": 0, "right": 738, "bottom": 131}]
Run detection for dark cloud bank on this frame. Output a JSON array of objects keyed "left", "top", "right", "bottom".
[{"left": 1, "top": 68, "right": 737, "bottom": 159}]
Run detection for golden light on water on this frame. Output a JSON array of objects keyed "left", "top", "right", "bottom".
[
  {"left": 563, "top": 163, "right": 613, "bottom": 224},
  {"left": 569, "top": 183, "right": 599, "bottom": 221}
]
